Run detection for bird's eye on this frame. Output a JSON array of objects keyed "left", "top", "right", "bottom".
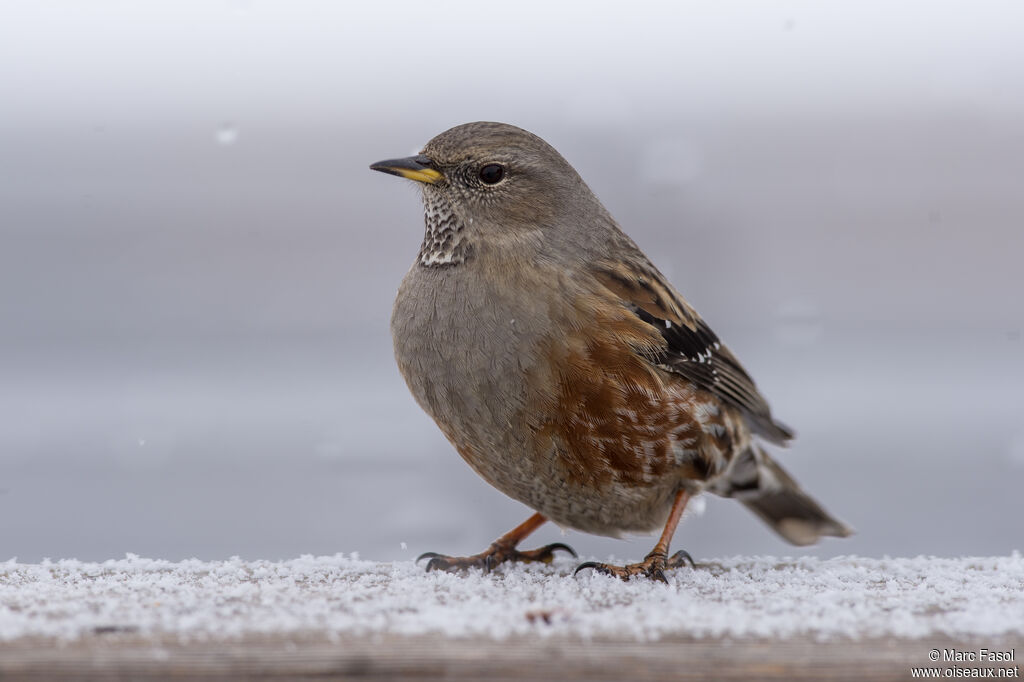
[{"left": 478, "top": 164, "right": 505, "bottom": 185}]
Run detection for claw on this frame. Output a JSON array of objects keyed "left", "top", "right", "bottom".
[
  {"left": 573, "top": 561, "right": 604, "bottom": 576},
  {"left": 415, "top": 541, "right": 578, "bottom": 575},
  {"left": 668, "top": 549, "right": 696, "bottom": 569},
  {"left": 518, "top": 542, "right": 578, "bottom": 564},
  {"left": 545, "top": 542, "right": 578, "bottom": 558},
  {"left": 416, "top": 551, "right": 443, "bottom": 564},
  {"left": 573, "top": 548, "right": 696, "bottom": 582}
]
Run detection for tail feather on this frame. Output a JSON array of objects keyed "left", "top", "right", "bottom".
[{"left": 713, "top": 446, "right": 853, "bottom": 546}]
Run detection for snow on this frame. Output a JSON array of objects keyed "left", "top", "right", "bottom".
[{"left": 1, "top": 554, "right": 1022, "bottom": 643}]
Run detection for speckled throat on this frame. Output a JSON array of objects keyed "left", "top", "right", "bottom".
[{"left": 419, "top": 190, "right": 472, "bottom": 267}]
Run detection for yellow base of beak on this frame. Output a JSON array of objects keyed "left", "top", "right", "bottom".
[
  {"left": 370, "top": 156, "right": 443, "bottom": 185},
  {"left": 390, "top": 167, "right": 442, "bottom": 184}
]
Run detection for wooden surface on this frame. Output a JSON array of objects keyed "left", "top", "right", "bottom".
[{"left": 1, "top": 633, "right": 1019, "bottom": 681}]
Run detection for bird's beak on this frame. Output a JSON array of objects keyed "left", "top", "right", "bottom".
[{"left": 369, "top": 154, "right": 443, "bottom": 185}]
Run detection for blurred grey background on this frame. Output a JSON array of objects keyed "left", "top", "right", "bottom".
[{"left": 1, "top": 1, "right": 1022, "bottom": 564}]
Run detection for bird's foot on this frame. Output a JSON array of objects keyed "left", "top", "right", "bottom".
[
  {"left": 574, "top": 549, "right": 696, "bottom": 583},
  {"left": 417, "top": 541, "right": 577, "bottom": 574}
]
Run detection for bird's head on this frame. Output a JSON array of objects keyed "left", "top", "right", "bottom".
[{"left": 371, "top": 121, "right": 610, "bottom": 267}]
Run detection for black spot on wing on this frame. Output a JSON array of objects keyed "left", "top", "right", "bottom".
[
  {"left": 631, "top": 305, "right": 794, "bottom": 445},
  {"left": 632, "top": 307, "right": 719, "bottom": 363}
]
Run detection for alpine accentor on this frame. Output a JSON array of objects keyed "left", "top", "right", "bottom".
[{"left": 371, "top": 122, "right": 850, "bottom": 581}]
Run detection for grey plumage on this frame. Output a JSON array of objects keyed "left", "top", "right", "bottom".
[{"left": 373, "top": 121, "right": 851, "bottom": 579}]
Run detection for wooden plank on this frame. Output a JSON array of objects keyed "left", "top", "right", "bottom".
[{"left": 1, "top": 633, "right": 1019, "bottom": 681}]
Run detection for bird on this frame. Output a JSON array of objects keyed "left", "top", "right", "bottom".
[{"left": 370, "top": 121, "right": 851, "bottom": 581}]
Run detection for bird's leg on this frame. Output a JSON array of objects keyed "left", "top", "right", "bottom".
[
  {"left": 575, "top": 489, "right": 697, "bottom": 583},
  {"left": 417, "top": 512, "right": 577, "bottom": 574}
]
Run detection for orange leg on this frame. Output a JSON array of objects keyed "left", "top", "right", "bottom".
[
  {"left": 650, "top": 489, "right": 691, "bottom": 558},
  {"left": 418, "top": 512, "right": 577, "bottom": 574},
  {"left": 575, "top": 489, "right": 696, "bottom": 582},
  {"left": 499, "top": 512, "right": 548, "bottom": 546}
]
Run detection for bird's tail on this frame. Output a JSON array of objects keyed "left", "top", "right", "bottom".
[{"left": 712, "top": 445, "right": 853, "bottom": 546}]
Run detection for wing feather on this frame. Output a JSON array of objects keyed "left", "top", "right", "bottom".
[{"left": 593, "top": 260, "right": 794, "bottom": 445}]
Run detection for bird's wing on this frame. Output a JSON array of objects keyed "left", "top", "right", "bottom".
[{"left": 592, "top": 259, "right": 794, "bottom": 445}]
